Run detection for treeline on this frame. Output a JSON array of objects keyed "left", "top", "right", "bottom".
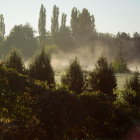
[
  {"left": 0, "top": 48, "right": 140, "bottom": 139},
  {"left": 0, "top": 5, "right": 140, "bottom": 63}
]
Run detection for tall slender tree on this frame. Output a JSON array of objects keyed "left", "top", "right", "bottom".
[
  {"left": 0, "top": 14, "right": 5, "bottom": 39},
  {"left": 38, "top": 4, "right": 46, "bottom": 47},
  {"left": 71, "top": 7, "right": 79, "bottom": 40},
  {"left": 61, "top": 13, "right": 67, "bottom": 28},
  {"left": 57, "top": 13, "right": 74, "bottom": 49},
  {"left": 51, "top": 5, "right": 59, "bottom": 41}
]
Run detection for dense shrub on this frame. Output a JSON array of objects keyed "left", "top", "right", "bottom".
[
  {"left": 125, "top": 71, "right": 140, "bottom": 93},
  {"left": 4, "top": 48, "right": 25, "bottom": 74},
  {"left": 112, "top": 57, "right": 129, "bottom": 73}
]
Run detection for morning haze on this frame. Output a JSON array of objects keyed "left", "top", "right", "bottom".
[{"left": 0, "top": 1, "right": 140, "bottom": 139}]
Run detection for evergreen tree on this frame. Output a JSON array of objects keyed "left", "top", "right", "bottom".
[
  {"left": 51, "top": 5, "right": 59, "bottom": 41},
  {"left": 0, "top": 14, "right": 5, "bottom": 39},
  {"left": 38, "top": 4, "right": 46, "bottom": 47},
  {"left": 29, "top": 48, "right": 55, "bottom": 88},
  {"left": 61, "top": 58, "right": 85, "bottom": 94},
  {"left": 90, "top": 56, "right": 117, "bottom": 96},
  {"left": 5, "top": 48, "right": 24, "bottom": 73}
]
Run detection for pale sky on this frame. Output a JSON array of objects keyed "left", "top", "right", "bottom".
[{"left": 0, "top": 0, "right": 140, "bottom": 36}]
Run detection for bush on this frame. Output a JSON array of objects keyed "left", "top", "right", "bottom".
[
  {"left": 111, "top": 57, "right": 129, "bottom": 73},
  {"left": 125, "top": 71, "right": 140, "bottom": 93},
  {"left": 4, "top": 48, "right": 25, "bottom": 73}
]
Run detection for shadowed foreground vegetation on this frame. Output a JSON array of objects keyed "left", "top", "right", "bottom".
[{"left": 0, "top": 48, "right": 140, "bottom": 140}]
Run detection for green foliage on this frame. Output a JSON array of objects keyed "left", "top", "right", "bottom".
[
  {"left": 0, "top": 65, "right": 28, "bottom": 91},
  {"left": 4, "top": 48, "right": 25, "bottom": 73},
  {"left": 114, "top": 89, "right": 137, "bottom": 107},
  {"left": 71, "top": 7, "right": 79, "bottom": 41},
  {"left": 0, "top": 60, "right": 140, "bottom": 139},
  {"left": 90, "top": 56, "right": 117, "bottom": 97},
  {"left": 125, "top": 71, "right": 140, "bottom": 92},
  {"left": 61, "top": 13, "right": 67, "bottom": 27},
  {"left": 5, "top": 24, "right": 38, "bottom": 57},
  {"left": 61, "top": 58, "right": 85, "bottom": 94},
  {"left": 38, "top": 90, "right": 114, "bottom": 140},
  {"left": 123, "top": 71, "right": 140, "bottom": 107},
  {"left": 57, "top": 13, "right": 74, "bottom": 50},
  {"left": 0, "top": 89, "right": 40, "bottom": 139},
  {"left": 78, "top": 8, "right": 95, "bottom": 40},
  {"left": 29, "top": 48, "right": 55, "bottom": 88},
  {"left": 51, "top": 5, "right": 59, "bottom": 41},
  {"left": 112, "top": 57, "right": 129, "bottom": 73},
  {"left": 1, "top": 5, "right": 140, "bottom": 139},
  {"left": 71, "top": 8, "right": 96, "bottom": 43},
  {"left": 0, "top": 14, "right": 5, "bottom": 39},
  {"left": 38, "top": 4, "right": 46, "bottom": 47}
]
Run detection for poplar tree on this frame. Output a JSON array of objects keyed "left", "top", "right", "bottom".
[
  {"left": 51, "top": 5, "right": 59, "bottom": 41},
  {"left": 61, "top": 13, "right": 67, "bottom": 28},
  {"left": 0, "top": 14, "right": 5, "bottom": 39},
  {"left": 38, "top": 4, "right": 46, "bottom": 47},
  {"left": 71, "top": 7, "right": 79, "bottom": 40},
  {"left": 57, "top": 13, "right": 74, "bottom": 49}
]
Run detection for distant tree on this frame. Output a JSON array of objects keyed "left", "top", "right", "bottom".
[
  {"left": 0, "top": 34, "right": 4, "bottom": 50},
  {"left": 61, "top": 13, "right": 67, "bottom": 28},
  {"left": 5, "top": 48, "right": 24, "bottom": 73},
  {"left": 90, "top": 56, "right": 117, "bottom": 96},
  {"left": 133, "top": 32, "right": 140, "bottom": 40},
  {"left": 29, "top": 48, "right": 55, "bottom": 88},
  {"left": 61, "top": 58, "right": 85, "bottom": 94},
  {"left": 5, "top": 24, "right": 38, "bottom": 57},
  {"left": 111, "top": 57, "right": 129, "bottom": 73},
  {"left": 0, "top": 14, "right": 5, "bottom": 39},
  {"left": 78, "top": 8, "right": 96, "bottom": 41},
  {"left": 38, "top": 4, "right": 46, "bottom": 47},
  {"left": 51, "top": 5, "right": 59, "bottom": 41},
  {"left": 71, "top": 7, "right": 79, "bottom": 40},
  {"left": 133, "top": 32, "right": 140, "bottom": 58},
  {"left": 57, "top": 13, "right": 74, "bottom": 50},
  {"left": 116, "top": 32, "right": 130, "bottom": 40}
]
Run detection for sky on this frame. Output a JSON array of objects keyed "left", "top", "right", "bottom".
[{"left": 0, "top": 0, "right": 140, "bottom": 36}]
